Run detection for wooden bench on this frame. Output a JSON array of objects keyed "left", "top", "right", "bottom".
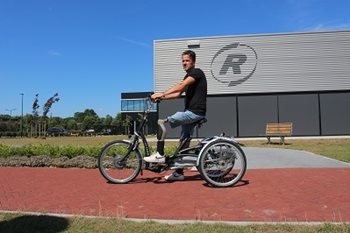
[{"left": 266, "top": 122, "right": 293, "bottom": 145}]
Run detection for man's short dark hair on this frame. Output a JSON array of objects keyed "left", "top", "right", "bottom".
[{"left": 182, "top": 50, "right": 196, "bottom": 63}]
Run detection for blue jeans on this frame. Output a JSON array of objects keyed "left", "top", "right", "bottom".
[{"left": 167, "top": 110, "right": 205, "bottom": 141}]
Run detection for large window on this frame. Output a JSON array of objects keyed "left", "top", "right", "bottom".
[{"left": 121, "top": 98, "right": 157, "bottom": 112}]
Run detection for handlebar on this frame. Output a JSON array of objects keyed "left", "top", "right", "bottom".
[
  {"left": 144, "top": 94, "right": 158, "bottom": 114},
  {"left": 147, "top": 93, "right": 161, "bottom": 103}
]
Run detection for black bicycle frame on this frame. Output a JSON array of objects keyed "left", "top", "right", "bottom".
[{"left": 134, "top": 109, "right": 152, "bottom": 158}]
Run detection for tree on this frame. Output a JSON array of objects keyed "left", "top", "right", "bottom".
[
  {"left": 112, "top": 113, "right": 122, "bottom": 127},
  {"left": 83, "top": 109, "right": 98, "bottom": 118},
  {"left": 82, "top": 115, "right": 97, "bottom": 131},
  {"left": 48, "top": 117, "right": 62, "bottom": 128},
  {"left": 72, "top": 109, "right": 99, "bottom": 131},
  {"left": 66, "top": 118, "right": 78, "bottom": 130},
  {"left": 103, "top": 115, "right": 113, "bottom": 126},
  {"left": 74, "top": 112, "right": 85, "bottom": 123},
  {"left": 122, "top": 115, "right": 132, "bottom": 135},
  {"left": 0, "top": 122, "right": 8, "bottom": 132},
  {"left": 32, "top": 94, "right": 40, "bottom": 117},
  {"left": 31, "top": 94, "right": 40, "bottom": 137},
  {"left": 43, "top": 93, "right": 60, "bottom": 117}
]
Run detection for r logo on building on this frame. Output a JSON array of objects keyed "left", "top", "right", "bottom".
[{"left": 210, "top": 42, "right": 258, "bottom": 86}]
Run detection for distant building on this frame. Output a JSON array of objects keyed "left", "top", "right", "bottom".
[
  {"left": 120, "top": 92, "right": 157, "bottom": 135},
  {"left": 154, "top": 30, "right": 350, "bottom": 138}
]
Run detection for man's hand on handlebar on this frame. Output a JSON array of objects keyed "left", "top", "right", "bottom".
[{"left": 151, "top": 92, "right": 164, "bottom": 103}]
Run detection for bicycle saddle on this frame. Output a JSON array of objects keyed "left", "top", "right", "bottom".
[{"left": 195, "top": 118, "right": 207, "bottom": 128}]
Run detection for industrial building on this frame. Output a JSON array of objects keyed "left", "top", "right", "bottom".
[
  {"left": 153, "top": 30, "right": 350, "bottom": 138},
  {"left": 120, "top": 92, "right": 157, "bottom": 135}
]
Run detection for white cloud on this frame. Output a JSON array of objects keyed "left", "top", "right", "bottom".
[
  {"left": 48, "top": 50, "right": 62, "bottom": 56},
  {"left": 115, "top": 36, "right": 150, "bottom": 48},
  {"left": 285, "top": 0, "right": 350, "bottom": 32},
  {"left": 302, "top": 22, "right": 350, "bottom": 32}
]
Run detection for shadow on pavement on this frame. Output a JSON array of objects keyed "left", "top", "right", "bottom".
[
  {"left": 0, "top": 215, "right": 69, "bottom": 233},
  {"left": 104, "top": 172, "right": 251, "bottom": 189},
  {"left": 202, "top": 179, "right": 250, "bottom": 188}
]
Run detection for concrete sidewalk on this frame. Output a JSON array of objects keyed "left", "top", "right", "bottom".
[{"left": 243, "top": 147, "right": 350, "bottom": 169}]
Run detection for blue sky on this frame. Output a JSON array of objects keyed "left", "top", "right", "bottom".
[{"left": 1, "top": 0, "right": 350, "bottom": 118}]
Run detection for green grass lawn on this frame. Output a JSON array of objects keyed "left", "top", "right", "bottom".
[{"left": 0, "top": 212, "right": 349, "bottom": 233}]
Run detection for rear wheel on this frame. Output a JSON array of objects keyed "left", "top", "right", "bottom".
[
  {"left": 98, "top": 140, "right": 142, "bottom": 184},
  {"left": 198, "top": 139, "right": 246, "bottom": 187}
]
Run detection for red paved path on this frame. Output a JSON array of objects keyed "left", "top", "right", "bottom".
[{"left": 0, "top": 167, "right": 349, "bottom": 222}]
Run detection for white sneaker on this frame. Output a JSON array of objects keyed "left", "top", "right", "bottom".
[
  {"left": 143, "top": 152, "right": 166, "bottom": 163},
  {"left": 164, "top": 171, "right": 185, "bottom": 181}
]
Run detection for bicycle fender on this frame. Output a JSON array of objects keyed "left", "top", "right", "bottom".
[{"left": 196, "top": 136, "right": 237, "bottom": 166}]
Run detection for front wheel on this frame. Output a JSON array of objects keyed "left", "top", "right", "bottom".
[
  {"left": 198, "top": 139, "right": 247, "bottom": 187},
  {"left": 98, "top": 140, "right": 142, "bottom": 184}
]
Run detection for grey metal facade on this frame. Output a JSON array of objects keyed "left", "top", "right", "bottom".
[{"left": 154, "top": 30, "right": 350, "bottom": 138}]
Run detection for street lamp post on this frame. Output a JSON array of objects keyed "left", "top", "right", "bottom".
[{"left": 20, "top": 93, "right": 24, "bottom": 137}]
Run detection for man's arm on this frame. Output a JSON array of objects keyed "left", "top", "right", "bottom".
[{"left": 152, "top": 76, "right": 196, "bottom": 101}]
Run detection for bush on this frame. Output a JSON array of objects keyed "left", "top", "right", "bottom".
[
  {"left": 0, "top": 144, "right": 100, "bottom": 158},
  {"left": 0, "top": 144, "right": 102, "bottom": 168},
  {"left": 0, "top": 143, "right": 175, "bottom": 168},
  {"left": 0, "top": 155, "right": 97, "bottom": 168},
  {"left": 0, "top": 131, "right": 19, "bottom": 138}
]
